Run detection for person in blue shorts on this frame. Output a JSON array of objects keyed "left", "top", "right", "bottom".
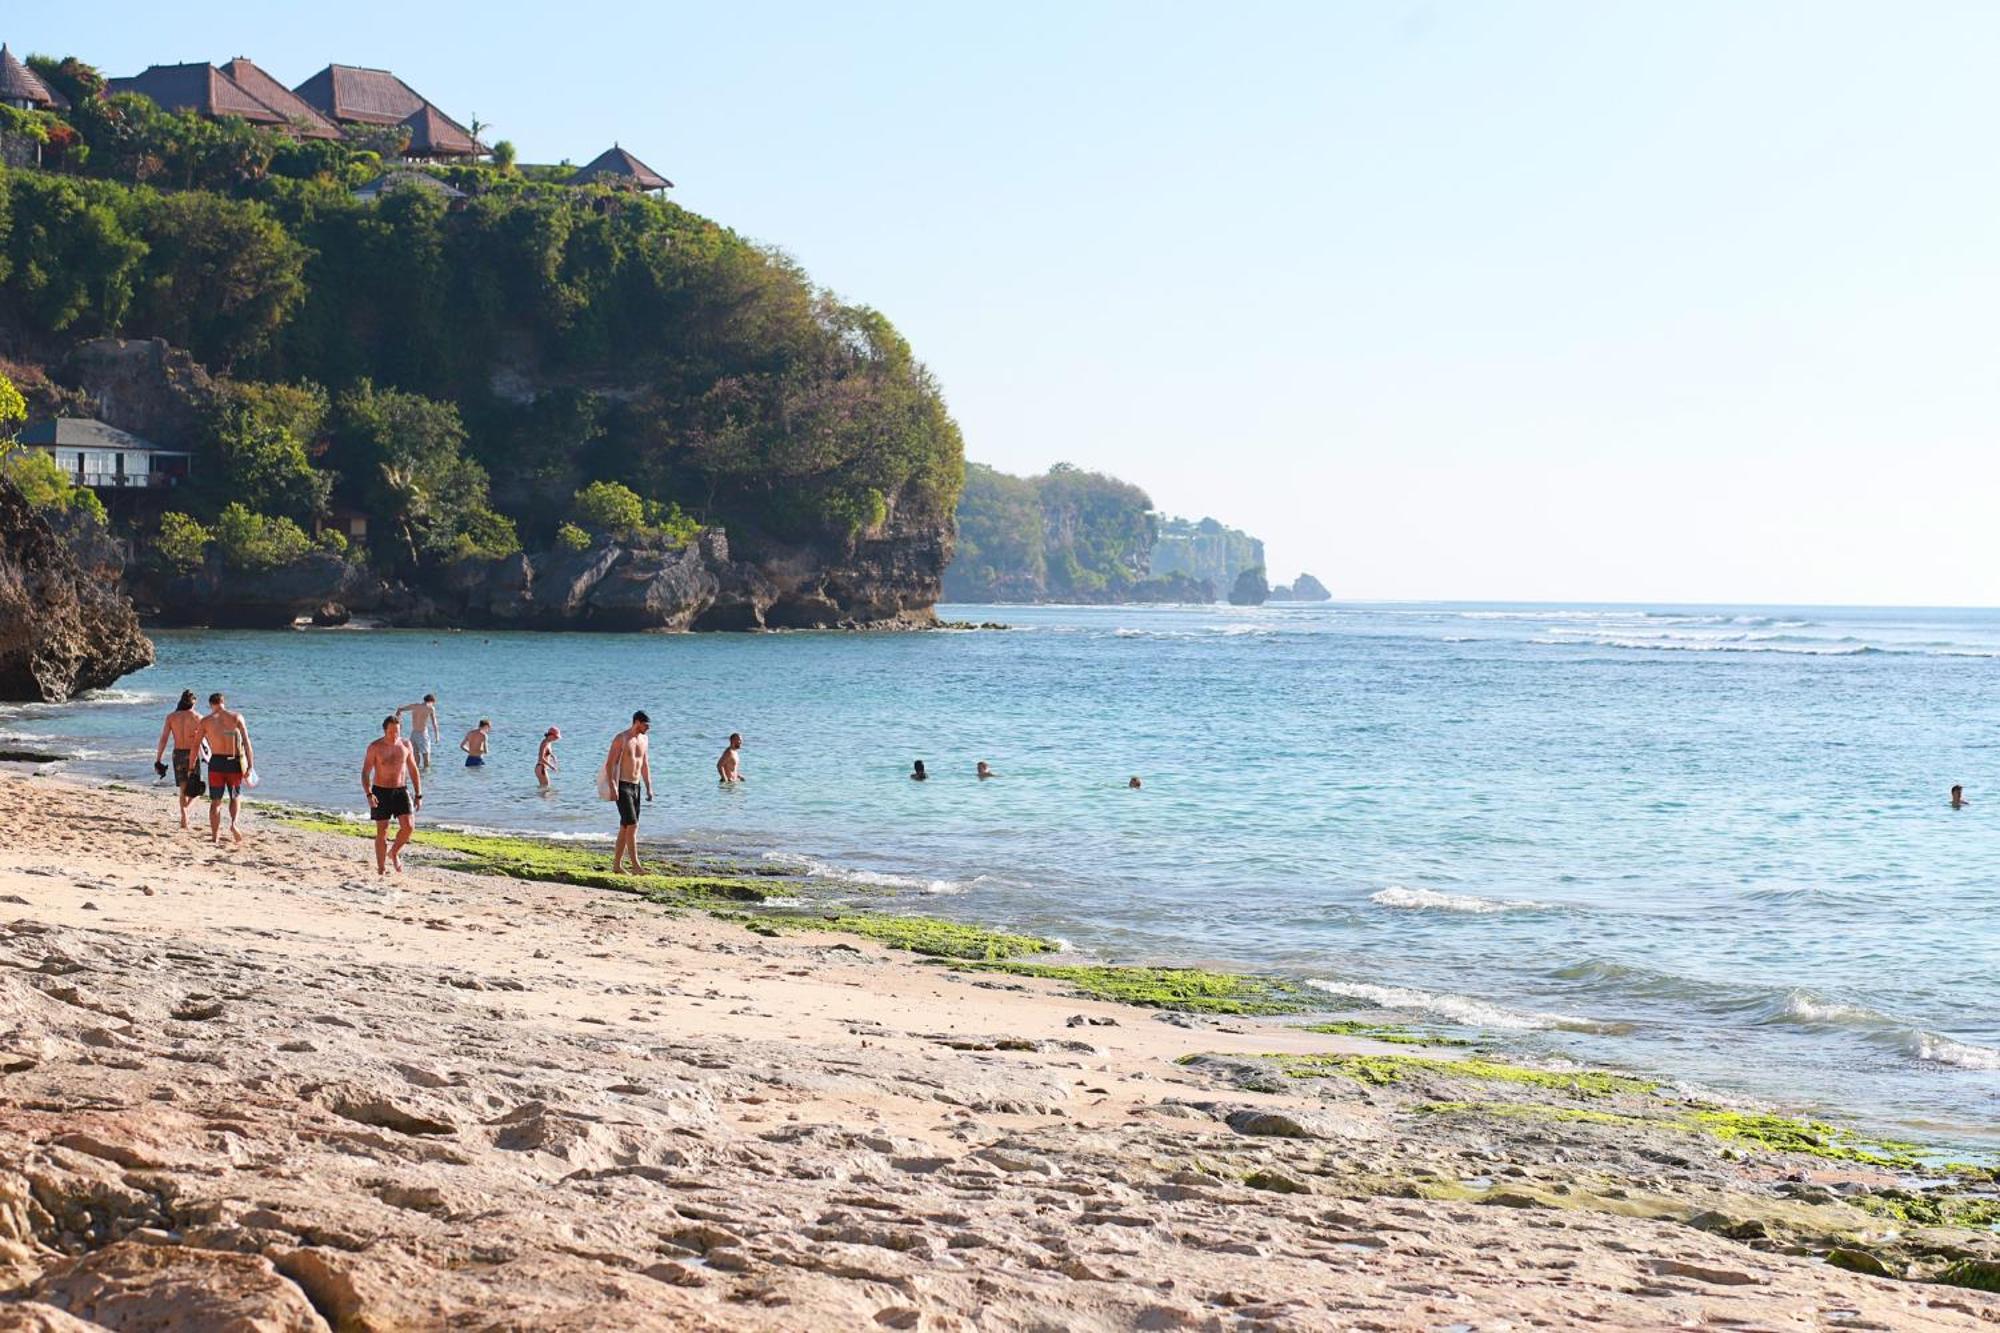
[{"left": 460, "top": 719, "right": 492, "bottom": 767}]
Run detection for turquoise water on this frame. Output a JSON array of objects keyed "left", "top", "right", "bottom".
[{"left": 9, "top": 602, "right": 2000, "bottom": 1153}]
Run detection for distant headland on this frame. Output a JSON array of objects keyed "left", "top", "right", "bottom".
[{"left": 942, "top": 461, "right": 1326, "bottom": 605}]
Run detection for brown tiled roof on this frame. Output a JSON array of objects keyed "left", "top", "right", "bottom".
[
  {"left": 292, "top": 64, "right": 428, "bottom": 127},
  {"left": 400, "top": 102, "right": 481, "bottom": 157},
  {"left": 567, "top": 145, "right": 673, "bottom": 191},
  {"left": 108, "top": 62, "right": 288, "bottom": 126},
  {"left": 219, "top": 58, "right": 342, "bottom": 140},
  {"left": 0, "top": 44, "right": 63, "bottom": 110}
]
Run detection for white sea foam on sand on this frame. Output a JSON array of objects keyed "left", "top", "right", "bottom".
[
  {"left": 1307, "top": 979, "right": 1625, "bottom": 1034},
  {"left": 1369, "top": 885, "right": 1549, "bottom": 914}
]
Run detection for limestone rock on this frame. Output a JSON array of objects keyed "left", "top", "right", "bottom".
[
  {"left": 30, "top": 1242, "right": 331, "bottom": 1331},
  {"left": 1226, "top": 567, "right": 1269, "bottom": 607},
  {"left": 0, "top": 478, "right": 154, "bottom": 702}
]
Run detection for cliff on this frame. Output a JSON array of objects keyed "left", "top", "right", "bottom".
[
  {"left": 0, "top": 475, "right": 153, "bottom": 700},
  {"left": 2, "top": 112, "right": 964, "bottom": 632},
  {"left": 1152, "top": 516, "right": 1265, "bottom": 594}
]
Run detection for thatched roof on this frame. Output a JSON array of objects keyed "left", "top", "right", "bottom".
[
  {"left": 109, "top": 62, "right": 292, "bottom": 127},
  {"left": 0, "top": 45, "right": 65, "bottom": 110},
  {"left": 567, "top": 145, "right": 672, "bottom": 191},
  {"left": 352, "top": 169, "right": 466, "bottom": 203},
  {"left": 219, "top": 58, "right": 342, "bottom": 140},
  {"left": 399, "top": 102, "right": 481, "bottom": 158}
]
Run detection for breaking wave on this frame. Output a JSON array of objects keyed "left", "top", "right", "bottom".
[
  {"left": 1368, "top": 886, "right": 1551, "bottom": 914},
  {"left": 1305, "top": 979, "right": 1628, "bottom": 1034}
]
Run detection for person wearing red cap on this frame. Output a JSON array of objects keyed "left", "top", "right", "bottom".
[{"left": 536, "top": 727, "right": 561, "bottom": 789}]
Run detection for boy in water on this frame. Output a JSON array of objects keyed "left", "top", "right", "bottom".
[
  {"left": 198, "top": 693, "right": 253, "bottom": 845},
  {"left": 603, "top": 711, "right": 653, "bottom": 873},
  {"left": 717, "top": 733, "right": 745, "bottom": 784},
  {"left": 362, "top": 715, "right": 423, "bottom": 874},
  {"left": 461, "top": 719, "right": 492, "bottom": 767},
  {"left": 537, "top": 728, "right": 561, "bottom": 789},
  {"left": 152, "top": 690, "right": 205, "bottom": 828},
  {"left": 396, "top": 695, "right": 440, "bottom": 770}
]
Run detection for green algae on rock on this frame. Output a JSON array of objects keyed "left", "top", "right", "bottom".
[
  {"left": 1296, "top": 1020, "right": 1466, "bottom": 1046},
  {"left": 718, "top": 911, "right": 1057, "bottom": 961},
  {"left": 1683, "top": 1110, "right": 1925, "bottom": 1170},
  {"left": 960, "top": 962, "right": 1315, "bottom": 1014},
  {"left": 278, "top": 816, "right": 777, "bottom": 902},
  {"left": 1275, "top": 1053, "right": 1659, "bottom": 1097}
]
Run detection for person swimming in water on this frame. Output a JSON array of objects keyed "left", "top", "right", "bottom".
[
  {"left": 910, "top": 760, "right": 928, "bottom": 781},
  {"left": 1951, "top": 784, "right": 1967, "bottom": 809},
  {"left": 536, "top": 727, "right": 561, "bottom": 789},
  {"left": 976, "top": 761, "right": 995, "bottom": 779},
  {"left": 461, "top": 719, "right": 492, "bottom": 767},
  {"left": 1128, "top": 776, "right": 1143, "bottom": 789}
]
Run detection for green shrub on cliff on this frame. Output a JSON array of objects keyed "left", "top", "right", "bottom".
[
  {"left": 154, "top": 512, "right": 212, "bottom": 571},
  {"left": 213, "top": 502, "right": 310, "bottom": 570},
  {"left": 0, "top": 447, "right": 107, "bottom": 524}
]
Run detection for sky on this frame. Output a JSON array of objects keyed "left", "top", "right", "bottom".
[{"left": 13, "top": 2, "right": 2000, "bottom": 603}]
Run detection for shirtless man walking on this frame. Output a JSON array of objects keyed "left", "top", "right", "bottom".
[
  {"left": 362, "top": 715, "right": 423, "bottom": 875},
  {"left": 603, "top": 711, "right": 653, "bottom": 873},
  {"left": 396, "top": 695, "right": 441, "bottom": 771},
  {"left": 198, "top": 692, "right": 253, "bottom": 845},
  {"left": 716, "top": 732, "right": 745, "bottom": 784},
  {"left": 152, "top": 690, "right": 205, "bottom": 828}
]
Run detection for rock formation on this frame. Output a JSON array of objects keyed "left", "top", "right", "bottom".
[
  {"left": 0, "top": 477, "right": 154, "bottom": 701},
  {"left": 1270, "top": 573, "right": 1330, "bottom": 602},
  {"left": 1227, "top": 567, "right": 1269, "bottom": 607}
]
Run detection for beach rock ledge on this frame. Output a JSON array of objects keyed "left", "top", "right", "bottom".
[{"left": 0, "top": 477, "right": 154, "bottom": 702}]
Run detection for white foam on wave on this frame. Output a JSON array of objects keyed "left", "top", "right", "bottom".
[
  {"left": 77, "top": 687, "right": 163, "bottom": 705},
  {"left": 1305, "top": 979, "right": 1624, "bottom": 1033},
  {"left": 1532, "top": 635, "right": 1877, "bottom": 657},
  {"left": 761, "top": 851, "right": 963, "bottom": 895},
  {"left": 1906, "top": 1032, "right": 2000, "bottom": 1071},
  {"left": 1771, "top": 990, "right": 1882, "bottom": 1025},
  {"left": 1369, "top": 885, "right": 1549, "bottom": 914}
]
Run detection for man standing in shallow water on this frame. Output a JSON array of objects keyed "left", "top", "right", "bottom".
[
  {"left": 717, "top": 733, "right": 745, "bottom": 784},
  {"left": 152, "top": 690, "right": 204, "bottom": 829},
  {"left": 396, "top": 694, "right": 440, "bottom": 771},
  {"left": 362, "top": 715, "right": 422, "bottom": 875},
  {"left": 198, "top": 692, "right": 253, "bottom": 845},
  {"left": 603, "top": 711, "right": 653, "bottom": 873}
]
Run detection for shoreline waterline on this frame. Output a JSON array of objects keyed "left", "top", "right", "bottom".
[{"left": 8, "top": 601, "right": 2000, "bottom": 1156}]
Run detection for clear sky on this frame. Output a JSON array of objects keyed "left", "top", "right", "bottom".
[{"left": 13, "top": 2, "right": 2000, "bottom": 603}]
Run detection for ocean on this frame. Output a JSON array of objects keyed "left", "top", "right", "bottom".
[{"left": 8, "top": 601, "right": 1999, "bottom": 1155}]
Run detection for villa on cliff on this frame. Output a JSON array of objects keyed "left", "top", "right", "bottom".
[
  {"left": 20, "top": 418, "right": 191, "bottom": 490},
  {"left": 3, "top": 41, "right": 676, "bottom": 187}
]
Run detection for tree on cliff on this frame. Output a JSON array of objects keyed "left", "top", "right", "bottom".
[
  {"left": 330, "top": 380, "right": 516, "bottom": 569},
  {"left": 942, "top": 462, "right": 1158, "bottom": 601}
]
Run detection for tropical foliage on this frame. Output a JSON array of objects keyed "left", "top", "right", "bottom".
[{"left": 0, "top": 52, "right": 964, "bottom": 581}]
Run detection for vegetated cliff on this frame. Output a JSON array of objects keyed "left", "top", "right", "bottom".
[
  {"left": 0, "top": 79, "right": 964, "bottom": 630},
  {"left": 1152, "top": 516, "right": 1265, "bottom": 596},
  {"left": 943, "top": 462, "right": 1217, "bottom": 604},
  {"left": 1270, "top": 572, "right": 1330, "bottom": 602},
  {"left": 0, "top": 474, "right": 153, "bottom": 700}
]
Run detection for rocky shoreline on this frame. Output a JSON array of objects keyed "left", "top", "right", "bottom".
[{"left": 0, "top": 776, "right": 1995, "bottom": 1329}]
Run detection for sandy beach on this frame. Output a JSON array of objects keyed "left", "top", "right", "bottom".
[{"left": 0, "top": 772, "right": 1994, "bottom": 1331}]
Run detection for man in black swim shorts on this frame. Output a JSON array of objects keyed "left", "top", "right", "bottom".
[
  {"left": 603, "top": 710, "right": 654, "bottom": 874},
  {"left": 362, "top": 715, "right": 424, "bottom": 875}
]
